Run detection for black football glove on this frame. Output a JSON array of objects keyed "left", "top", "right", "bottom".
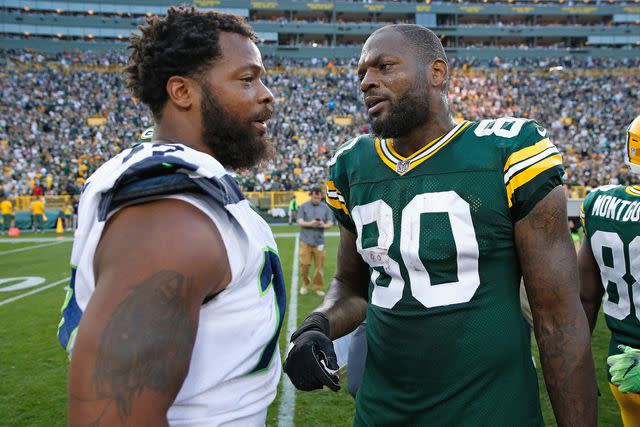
[{"left": 283, "top": 312, "right": 340, "bottom": 391}]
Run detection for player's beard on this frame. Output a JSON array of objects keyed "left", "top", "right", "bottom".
[
  {"left": 369, "top": 77, "right": 430, "bottom": 139},
  {"left": 200, "top": 84, "right": 274, "bottom": 169}
]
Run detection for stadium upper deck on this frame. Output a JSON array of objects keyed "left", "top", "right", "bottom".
[{"left": 2, "top": 0, "right": 639, "bottom": 58}]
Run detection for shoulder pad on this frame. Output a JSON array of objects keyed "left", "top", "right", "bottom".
[{"left": 98, "top": 157, "right": 244, "bottom": 221}]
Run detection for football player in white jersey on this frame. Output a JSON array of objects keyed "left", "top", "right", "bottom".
[{"left": 59, "top": 7, "right": 285, "bottom": 426}]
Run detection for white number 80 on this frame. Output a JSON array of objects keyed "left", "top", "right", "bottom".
[{"left": 352, "top": 191, "right": 480, "bottom": 310}]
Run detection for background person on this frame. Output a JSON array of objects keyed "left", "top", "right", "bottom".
[
  {"left": 31, "top": 197, "right": 45, "bottom": 233},
  {"left": 288, "top": 195, "right": 298, "bottom": 225},
  {"left": 297, "top": 187, "right": 333, "bottom": 296},
  {"left": 1, "top": 196, "right": 13, "bottom": 234},
  {"left": 579, "top": 115, "right": 640, "bottom": 426}
]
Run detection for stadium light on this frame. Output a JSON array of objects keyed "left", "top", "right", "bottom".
[
  {"left": 56, "top": 33, "right": 62, "bottom": 38},
  {"left": 87, "top": 34, "right": 94, "bottom": 39},
  {"left": 87, "top": 10, "right": 94, "bottom": 15}
]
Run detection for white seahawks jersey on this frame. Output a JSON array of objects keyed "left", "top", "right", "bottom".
[{"left": 58, "top": 142, "right": 286, "bottom": 426}]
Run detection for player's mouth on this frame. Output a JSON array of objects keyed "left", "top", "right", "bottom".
[
  {"left": 365, "top": 96, "right": 388, "bottom": 115},
  {"left": 252, "top": 109, "right": 273, "bottom": 134},
  {"left": 252, "top": 121, "right": 268, "bottom": 134}
]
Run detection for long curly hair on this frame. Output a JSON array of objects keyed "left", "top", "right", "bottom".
[{"left": 125, "top": 6, "right": 257, "bottom": 118}]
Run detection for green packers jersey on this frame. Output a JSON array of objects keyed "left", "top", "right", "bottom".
[
  {"left": 326, "top": 118, "right": 563, "bottom": 426},
  {"left": 581, "top": 185, "right": 640, "bottom": 364}
]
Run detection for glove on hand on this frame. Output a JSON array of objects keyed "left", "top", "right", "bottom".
[
  {"left": 608, "top": 345, "right": 640, "bottom": 393},
  {"left": 283, "top": 312, "right": 340, "bottom": 391}
]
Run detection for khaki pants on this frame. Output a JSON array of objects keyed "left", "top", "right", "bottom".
[{"left": 299, "top": 241, "right": 325, "bottom": 291}]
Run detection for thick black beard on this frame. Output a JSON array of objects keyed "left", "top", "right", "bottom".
[
  {"left": 200, "top": 84, "right": 274, "bottom": 169},
  {"left": 370, "top": 79, "right": 430, "bottom": 139}
]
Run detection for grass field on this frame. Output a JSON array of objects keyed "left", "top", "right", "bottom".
[{"left": 0, "top": 227, "right": 622, "bottom": 426}]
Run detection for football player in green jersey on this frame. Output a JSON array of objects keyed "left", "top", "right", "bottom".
[
  {"left": 579, "top": 115, "right": 640, "bottom": 426},
  {"left": 284, "top": 24, "right": 597, "bottom": 426}
]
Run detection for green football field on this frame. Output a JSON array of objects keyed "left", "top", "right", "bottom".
[{"left": 0, "top": 227, "right": 622, "bottom": 426}]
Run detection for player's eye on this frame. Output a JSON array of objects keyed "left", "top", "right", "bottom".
[{"left": 380, "top": 63, "right": 393, "bottom": 71}]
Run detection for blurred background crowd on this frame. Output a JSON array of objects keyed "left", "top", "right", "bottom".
[{"left": 1, "top": 50, "right": 639, "bottom": 200}]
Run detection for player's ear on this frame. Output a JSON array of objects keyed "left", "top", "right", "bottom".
[
  {"left": 166, "top": 76, "right": 196, "bottom": 110},
  {"left": 430, "top": 59, "right": 448, "bottom": 90}
]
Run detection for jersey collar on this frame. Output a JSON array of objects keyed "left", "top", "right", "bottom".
[{"left": 374, "top": 120, "right": 471, "bottom": 176}]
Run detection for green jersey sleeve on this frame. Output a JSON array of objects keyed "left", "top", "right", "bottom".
[
  {"left": 501, "top": 119, "right": 564, "bottom": 221},
  {"left": 580, "top": 189, "right": 600, "bottom": 235},
  {"left": 325, "top": 137, "right": 359, "bottom": 233}
]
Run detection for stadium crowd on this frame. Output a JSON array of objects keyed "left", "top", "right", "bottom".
[{"left": 1, "top": 50, "right": 639, "bottom": 199}]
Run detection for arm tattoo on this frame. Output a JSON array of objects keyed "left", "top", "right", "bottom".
[{"left": 93, "top": 270, "right": 197, "bottom": 421}]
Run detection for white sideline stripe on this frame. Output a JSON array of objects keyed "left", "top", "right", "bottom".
[
  {"left": 0, "top": 277, "right": 70, "bottom": 307},
  {"left": 0, "top": 237, "right": 74, "bottom": 243},
  {"left": 277, "top": 235, "right": 300, "bottom": 427},
  {"left": 273, "top": 231, "right": 339, "bottom": 238},
  {"left": 0, "top": 240, "right": 70, "bottom": 255}
]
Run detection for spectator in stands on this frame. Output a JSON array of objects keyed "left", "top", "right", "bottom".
[
  {"left": 297, "top": 187, "right": 333, "bottom": 296},
  {"left": 1, "top": 50, "right": 639, "bottom": 196}
]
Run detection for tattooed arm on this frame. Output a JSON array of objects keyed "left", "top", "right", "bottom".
[
  {"left": 578, "top": 239, "right": 604, "bottom": 334},
  {"left": 68, "top": 199, "right": 231, "bottom": 427},
  {"left": 515, "top": 186, "right": 597, "bottom": 427},
  {"left": 315, "top": 224, "right": 369, "bottom": 339}
]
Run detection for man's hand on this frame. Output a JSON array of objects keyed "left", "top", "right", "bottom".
[
  {"left": 283, "top": 312, "right": 340, "bottom": 391},
  {"left": 609, "top": 345, "right": 640, "bottom": 393}
]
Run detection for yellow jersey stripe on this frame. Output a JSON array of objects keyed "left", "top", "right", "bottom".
[
  {"left": 325, "top": 181, "right": 350, "bottom": 216},
  {"left": 384, "top": 133, "right": 444, "bottom": 161},
  {"left": 625, "top": 186, "right": 640, "bottom": 197},
  {"left": 504, "top": 139, "right": 553, "bottom": 173},
  {"left": 375, "top": 120, "right": 471, "bottom": 175},
  {"left": 407, "top": 121, "right": 473, "bottom": 172},
  {"left": 504, "top": 146, "right": 559, "bottom": 184},
  {"left": 325, "top": 194, "right": 350, "bottom": 216},
  {"left": 375, "top": 139, "right": 399, "bottom": 171},
  {"left": 506, "top": 154, "right": 563, "bottom": 208}
]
